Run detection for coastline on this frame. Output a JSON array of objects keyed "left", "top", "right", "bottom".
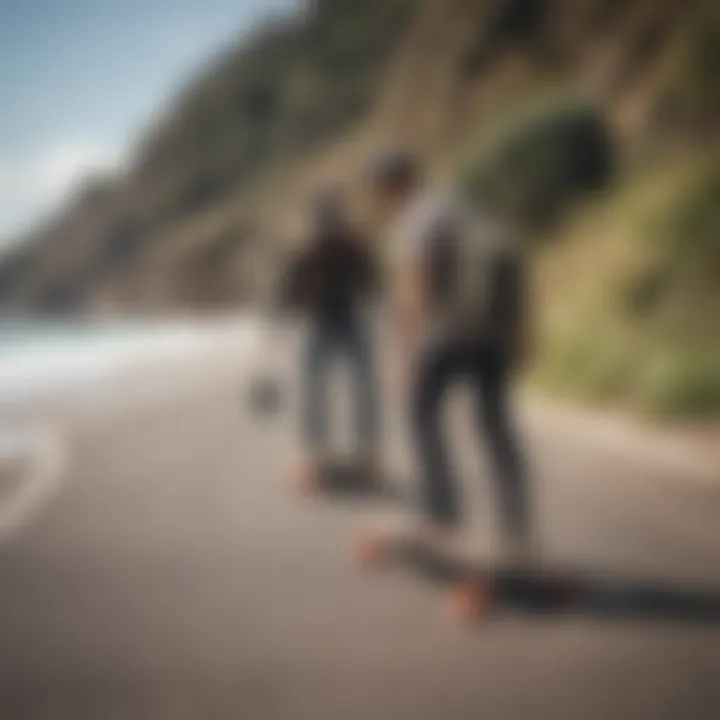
[
  {"left": 0, "top": 315, "right": 262, "bottom": 541},
  {"left": 0, "top": 314, "right": 261, "bottom": 425}
]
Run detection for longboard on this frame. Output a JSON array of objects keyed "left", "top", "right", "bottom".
[
  {"left": 356, "top": 531, "right": 584, "bottom": 622},
  {"left": 355, "top": 531, "right": 720, "bottom": 624}
]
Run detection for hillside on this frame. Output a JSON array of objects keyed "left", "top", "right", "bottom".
[
  {"left": 0, "top": 0, "right": 717, "bottom": 412},
  {"left": 0, "top": 0, "right": 700, "bottom": 311},
  {"left": 534, "top": 146, "right": 720, "bottom": 416},
  {"left": 0, "top": 0, "right": 417, "bottom": 313}
]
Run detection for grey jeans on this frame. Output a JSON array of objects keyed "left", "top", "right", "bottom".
[
  {"left": 410, "top": 337, "right": 529, "bottom": 541},
  {"left": 301, "top": 320, "right": 379, "bottom": 454}
]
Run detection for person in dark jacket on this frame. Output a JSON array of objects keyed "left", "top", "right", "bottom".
[{"left": 282, "top": 187, "right": 383, "bottom": 489}]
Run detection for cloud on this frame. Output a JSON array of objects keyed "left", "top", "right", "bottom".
[{"left": 0, "top": 140, "right": 122, "bottom": 243}]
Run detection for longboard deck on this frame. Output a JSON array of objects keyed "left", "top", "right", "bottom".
[
  {"left": 355, "top": 532, "right": 720, "bottom": 623},
  {"left": 356, "top": 533, "right": 579, "bottom": 620}
]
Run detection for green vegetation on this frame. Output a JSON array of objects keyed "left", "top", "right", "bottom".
[
  {"left": 0, "top": 0, "right": 717, "bottom": 419},
  {"left": 667, "top": 0, "right": 720, "bottom": 131},
  {"left": 629, "top": 153, "right": 720, "bottom": 322},
  {"left": 458, "top": 97, "right": 613, "bottom": 233},
  {"left": 455, "top": 84, "right": 719, "bottom": 417},
  {"left": 535, "top": 152, "right": 720, "bottom": 417}
]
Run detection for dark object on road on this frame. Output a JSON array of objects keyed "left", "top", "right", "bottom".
[
  {"left": 247, "top": 375, "right": 283, "bottom": 416},
  {"left": 291, "top": 457, "right": 404, "bottom": 502}
]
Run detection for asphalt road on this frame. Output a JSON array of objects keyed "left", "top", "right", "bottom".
[{"left": 1, "top": 344, "right": 720, "bottom": 720}]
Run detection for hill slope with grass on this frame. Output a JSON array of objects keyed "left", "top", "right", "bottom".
[
  {"left": 533, "top": 149, "right": 720, "bottom": 416},
  {"left": 0, "top": 0, "right": 717, "bottom": 414}
]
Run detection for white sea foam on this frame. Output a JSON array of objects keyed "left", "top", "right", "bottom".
[{"left": 0, "top": 317, "right": 258, "bottom": 405}]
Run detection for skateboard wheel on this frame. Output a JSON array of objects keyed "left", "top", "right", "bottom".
[
  {"left": 289, "top": 466, "right": 318, "bottom": 496},
  {"left": 356, "top": 533, "right": 393, "bottom": 568},
  {"left": 450, "top": 582, "right": 495, "bottom": 622}
]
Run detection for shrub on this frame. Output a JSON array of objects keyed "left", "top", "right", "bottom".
[
  {"left": 458, "top": 97, "right": 613, "bottom": 232},
  {"left": 662, "top": 156, "right": 720, "bottom": 283},
  {"left": 668, "top": 0, "right": 720, "bottom": 132},
  {"left": 628, "top": 150, "right": 720, "bottom": 323},
  {"left": 636, "top": 347, "right": 720, "bottom": 417}
]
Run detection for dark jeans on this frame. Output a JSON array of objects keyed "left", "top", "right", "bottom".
[
  {"left": 410, "top": 338, "right": 529, "bottom": 541},
  {"left": 302, "top": 319, "right": 379, "bottom": 454}
]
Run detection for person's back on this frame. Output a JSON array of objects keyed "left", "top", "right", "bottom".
[
  {"left": 283, "top": 188, "right": 378, "bottom": 327},
  {"left": 391, "top": 189, "right": 525, "bottom": 359},
  {"left": 295, "top": 226, "right": 376, "bottom": 327}
]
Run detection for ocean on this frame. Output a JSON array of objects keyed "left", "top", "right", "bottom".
[{"left": 0, "top": 318, "right": 255, "bottom": 406}]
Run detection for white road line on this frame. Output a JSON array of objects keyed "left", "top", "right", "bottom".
[{"left": 0, "top": 427, "right": 67, "bottom": 543}]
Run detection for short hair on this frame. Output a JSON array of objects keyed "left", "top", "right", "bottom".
[{"left": 368, "top": 151, "right": 421, "bottom": 191}]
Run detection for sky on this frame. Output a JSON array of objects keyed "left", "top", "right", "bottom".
[{"left": 0, "top": 0, "right": 297, "bottom": 244}]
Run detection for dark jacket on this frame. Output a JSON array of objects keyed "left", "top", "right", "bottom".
[{"left": 280, "top": 226, "right": 379, "bottom": 325}]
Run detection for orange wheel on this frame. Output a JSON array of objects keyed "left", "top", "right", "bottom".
[
  {"left": 356, "top": 533, "right": 394, "bottom": 569},
  {"left": 289, "top": 465, "right": 318, "bottom": 496},
  {"left": 450, "top": 582, "right": 496, "bottom": 622}
]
